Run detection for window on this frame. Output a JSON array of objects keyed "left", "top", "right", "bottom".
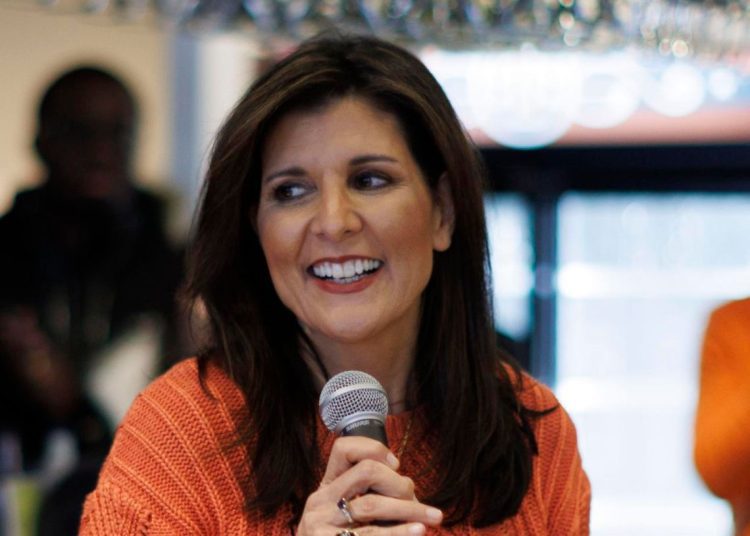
[{"left": 555, "top": 193, "right": 749, "bottom": 534}]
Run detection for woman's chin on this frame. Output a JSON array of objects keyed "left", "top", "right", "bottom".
[{"left": 314, "top": 324, "right": 377, "bottom": 346}]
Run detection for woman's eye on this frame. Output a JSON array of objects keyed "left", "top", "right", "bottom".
[
  {"left": 352, "top": 172, "right": 390, "bottom": 190},
  {"left": 273, "top": 182, "right": 310, "bottom": 202}
]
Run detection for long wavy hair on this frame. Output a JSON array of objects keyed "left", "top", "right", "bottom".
[{"left": 185, "top": 32, "right": 544, "bottom": 528}]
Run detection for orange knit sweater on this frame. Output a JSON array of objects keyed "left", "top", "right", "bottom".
[
  {"left": 694, "top": 298, "right": 750, "bottom": 536},
  {"left": 80, "top": 359, "right": 590, "bottom": 534}
]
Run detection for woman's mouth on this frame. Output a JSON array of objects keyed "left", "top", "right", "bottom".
[{"left": 309, "top": 258, "right": 383, "bottom": 284}]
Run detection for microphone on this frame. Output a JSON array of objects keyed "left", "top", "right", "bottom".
[
  {"left": 319, "top": 370, "right": 389, "bottom": 446},
  {"left": 319, "top": 371, "right": 399, "bottom": 527}
]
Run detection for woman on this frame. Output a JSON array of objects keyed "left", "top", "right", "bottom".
[{"left": 81, "top": 34, "right": 590, "bottom": 535}]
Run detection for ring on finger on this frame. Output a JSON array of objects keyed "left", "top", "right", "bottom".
[
  {"left": 336, "top": 530, "right": 359, "bottom": 536},
  {"left": 337, "top": 497, "right": 355, "bottom": 526}
]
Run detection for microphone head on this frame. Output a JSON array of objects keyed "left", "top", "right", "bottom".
[{"left": 319, "top": 370, "right": 389, "bottom": 433}]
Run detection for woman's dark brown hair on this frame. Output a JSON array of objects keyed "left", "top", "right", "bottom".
[{"left": 186, "top": 32, "right": 543, "bottom": 528}]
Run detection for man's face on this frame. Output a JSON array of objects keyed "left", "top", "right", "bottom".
[{"left": 37, "top": 80, "right": 136, "bottom": 201}]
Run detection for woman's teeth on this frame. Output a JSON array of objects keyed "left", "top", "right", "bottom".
[{"left": 311, "top": 259, "right": 382, "bottom": 282}]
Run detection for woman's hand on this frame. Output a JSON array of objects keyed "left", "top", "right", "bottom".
[{"left": 297, "top": 436, "right": 443, "bottom": 535}]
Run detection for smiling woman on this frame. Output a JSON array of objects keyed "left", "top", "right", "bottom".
[
  {"left": 80, "top": 32, "right": 590, "bottom": 535},
  {"left": 257, "top": 97, "right": 453, "bottom": 363}
]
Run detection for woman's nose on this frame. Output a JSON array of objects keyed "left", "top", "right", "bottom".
[{"left": 310, "top": 185, "right": 363, "bottom": 241}]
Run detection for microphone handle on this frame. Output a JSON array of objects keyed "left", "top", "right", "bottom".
[
  {"left": 341, "top": 417, "right": 388, "bottom": 446},
  {"left": 341, "top": 417, "right": 395, "bottom": 526}
]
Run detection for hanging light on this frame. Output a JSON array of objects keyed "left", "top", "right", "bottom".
[{"left": 33, "top": 0, "right": 750, "bottom": 58}]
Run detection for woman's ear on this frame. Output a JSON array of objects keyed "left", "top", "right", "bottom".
[{"left": 432, "top": 173, "right": 455, "bottom": 252}]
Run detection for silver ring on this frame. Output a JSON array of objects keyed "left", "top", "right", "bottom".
[
  {"left": 337, "top": 497, "right": 355, "bottom": 526},
  {"left": 336, "top": 531, "right": 358, "bottom": 536}
]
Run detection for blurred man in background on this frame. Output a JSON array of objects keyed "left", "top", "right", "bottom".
[{"left": 0, "top": 66, "right": 186, "bottom": 533}]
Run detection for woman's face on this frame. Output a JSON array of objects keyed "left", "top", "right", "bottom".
[{"left": 256, "top": 96, "right": 453, "bottom": 349}]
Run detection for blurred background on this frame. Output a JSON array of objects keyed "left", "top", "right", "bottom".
[{"left": 2, "top": 0, "right": 750, "bottom": 533}]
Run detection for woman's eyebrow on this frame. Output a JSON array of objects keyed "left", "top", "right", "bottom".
[
  {"left": 263, "top": 166, "right": 306, "bottom": 183},
  {"left": 349, "top": 154, "right": 398, "bottom": 166}
]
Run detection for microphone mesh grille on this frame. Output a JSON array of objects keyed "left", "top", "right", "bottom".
[{"left": 319, "top": 370, "right": 389, "bottom": 431}]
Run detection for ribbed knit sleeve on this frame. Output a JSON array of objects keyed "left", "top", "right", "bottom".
[
  {"left": 516, "top": 375, "right": 591, "bottom": 535},
  {"left": 80, "top": 483, "right": 152, "bottom": 534},
  {"left": 80, "top": 359, "right": 254, "bottom": 535},
  {"left": 694, "top": 299, "right": 750, "bottom": 535}
]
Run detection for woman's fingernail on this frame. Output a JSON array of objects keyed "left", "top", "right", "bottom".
[
  {"left": 386, "top": 452, "right": 399, "bottom": 469},
  {"left": 409, "top": 523, "right": 426, "bottom": 535},
  {"left": 426, "top": 507, "right": 443, "bottom": 521}
]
